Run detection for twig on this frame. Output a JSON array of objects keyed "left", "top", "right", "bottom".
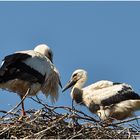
[
  {"left": 0, "top": 93, "right": 139, "bottom": 139},
  {"left": 30, "top": 96, "right": 98, "bottom": 123},
  {"left": 50, "top": 105, "right": 98, "bottom": 122},
  {"left": 68, "top": 126, "right": 85, "bottom": 139},
  {"left": 0, "top": 125, "right": 16, "bottom": 136},
  {"left": 24, "top": 114, "right": 67, "bottom": 139},
  {"left": 113, "top": 116, "right": 140, "bottom": 125},
  {"left": 0, "top": 110, "right": 19, "bottom": 117},
  {"left": 2, "top": 88, "right": 31, "bottom": 118}
]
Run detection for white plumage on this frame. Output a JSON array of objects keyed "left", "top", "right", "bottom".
[
  {"left": 63, "top": 69, "right": 140, "bottom": 122},
  {"left": 0, "top": 44, "right": 61, "bottom": 115}
]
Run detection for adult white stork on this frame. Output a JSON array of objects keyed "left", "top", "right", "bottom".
[
  {"left": 62, "top": 69, "right": 140, "bottom": 122},
  {"left": 0, "top": 44, "right": 62, "bottom": 116}
]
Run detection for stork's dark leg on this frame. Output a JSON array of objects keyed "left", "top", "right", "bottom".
[
  {"left": 72, "top": 99, "right": 74, "bottom": 110},
  {"left": 71, "top": 99, "right": 79, "bottom": 126}
]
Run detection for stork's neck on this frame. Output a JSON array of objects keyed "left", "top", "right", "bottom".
[{"left": 71, "top": 77, "right": 87, "bottom": 104}]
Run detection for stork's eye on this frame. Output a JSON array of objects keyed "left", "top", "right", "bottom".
[
  {"left": 73, "top": 73, "right": 77, "bottom": 78},
  {"left": 47, "top": 51, "right": 53, "bottom": 62},
  {"left": 48, "top": 51, "right": 52, "bottom": 58}
]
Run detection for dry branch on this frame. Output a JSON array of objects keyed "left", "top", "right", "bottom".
[
  {"left": 2, "top": 88, "right": 31, "bottom": 118},
  {"left": 0, "top": 96, "right": 140, "bottom": 139}
]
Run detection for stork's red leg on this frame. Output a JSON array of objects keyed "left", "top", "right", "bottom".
[
  {"left": 19, "top": 88, "right": 31, "bottom": 116},
  {"left": 20, "top": 96, "right": 26, "bottom": 116}
]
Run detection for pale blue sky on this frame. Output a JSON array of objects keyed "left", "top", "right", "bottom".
[{"left": 0, "top": 2, "right": 140, "bottom": 119}]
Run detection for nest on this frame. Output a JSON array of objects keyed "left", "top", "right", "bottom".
[{"left": 0, "top": 97, "right": 140, "bottom": 139}]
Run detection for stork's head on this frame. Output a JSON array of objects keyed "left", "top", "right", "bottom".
[
  {"left": 34, "top": 44, "right": 53, "bottom": 62},
  {"left": 62, "top": 69, "right": 87, "bottom": 92}
]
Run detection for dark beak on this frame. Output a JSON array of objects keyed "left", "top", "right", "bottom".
[
  {"left": 50, "top": 58, "right": 53, "bottom": 63},
  {"left": 62, "top": 79, "right": 76, "bottom": 92},
  {"left": 59, "top": 78, "right": 63, "bottom": 88}
]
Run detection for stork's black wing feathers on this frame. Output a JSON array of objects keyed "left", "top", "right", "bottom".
[
  {"left": 3, "top": 53, "right": 31, "bottom": 67},
  {"left": 113, "top": 82, "right": 122, "bottom": 85},
  {"left": 0, "top": 53, "right": 45, "bottom": 84},
  {"left": 0, "top": 53, "right": 31, "bottom": 74},
  {"left": 101, "top": 85, "right": 140, "bottom": 106}
]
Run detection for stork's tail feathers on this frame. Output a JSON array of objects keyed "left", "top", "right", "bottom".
[
  {"left": 130, "top": 99, "right": 140, "bottom": 110},
  {"left": 41, "top": 71, "right": 59, "bottom": 103},
  {"left": 115, "top": 99, "right": 140, "bottom": 114}
]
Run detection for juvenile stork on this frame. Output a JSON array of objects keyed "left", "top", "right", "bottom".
[
  {"left": 0, "top": 44, "right": 62, "bottom": 116},
  {"left": 63, "top": 69, "right": 140, "bottom": 122}
]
